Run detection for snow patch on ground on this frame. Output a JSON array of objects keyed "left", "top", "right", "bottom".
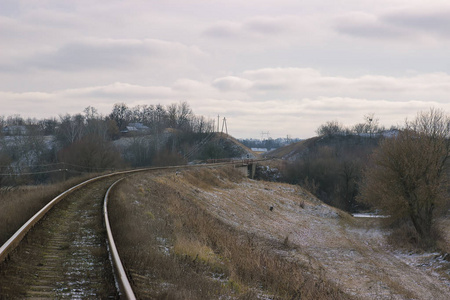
[{"left": 184, "top": 174, "right": 450, "bottom": 299}]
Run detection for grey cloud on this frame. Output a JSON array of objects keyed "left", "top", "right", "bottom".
[
  {"left": 202, "top": 23, "right": 240, "bottom": 38},
  {"left": 335, "top": 7, "right": 450, "bottom": 40},
  {"left": 336, "top": 22, "right": 406, "bottom": 39},
  {"left": 20, "top": 39, "right": 203, "bottom": 72},
  {"left": 203, "top": 17, "right": 292, "bottom": 39},
  {"left": 70, "top": 83, "right": 174, "bottom": 100},
  {"left": 334, "top": 12, "right": 410, "bottom": 39},
  {"left": 383, "top": 8, "right": 450, "bottom": 37},
  {"left": 213, "top": 76, "right": 252, "bottom": 91},
  {"left": 23, "top": 8, "right": 85, "bottom": 29},
  {"left": 243, "top": 17, "right": 287, "bottom": 35},
  {"left": 31, "top": 42, "right": 143, "bottom": 71}
]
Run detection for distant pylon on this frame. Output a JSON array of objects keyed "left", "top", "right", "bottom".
[{"left": 221, "top": 117, "right": 228, "bottom": 135}]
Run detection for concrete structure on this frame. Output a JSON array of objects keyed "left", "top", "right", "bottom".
[{"left": 235, "top": 160, "right": 256, "bottom": 179}]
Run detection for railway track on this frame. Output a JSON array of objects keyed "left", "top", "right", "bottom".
[
  {"left": 0, "top": 175, "right": 123, "bottom": 298},
  {"left": 0, "top": 160, "right": 262, "bottom": 298}
]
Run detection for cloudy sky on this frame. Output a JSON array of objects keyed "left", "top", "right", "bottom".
[{"left": 1, "top": 0, "right": 449, "bottom": 138}]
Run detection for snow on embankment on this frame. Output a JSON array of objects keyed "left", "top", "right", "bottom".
[{"left": 170, "top": 167, "right": 450, "bottom": 300}]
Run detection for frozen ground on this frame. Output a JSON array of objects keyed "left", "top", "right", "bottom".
[{"left": 175, "top": 171, "right": 450, "bottom": 299}]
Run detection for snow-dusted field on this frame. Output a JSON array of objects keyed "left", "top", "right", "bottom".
[{"left": 170, "top": 169, "right": 450, "bottom": 299}]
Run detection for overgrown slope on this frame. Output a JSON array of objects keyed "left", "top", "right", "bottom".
[
  {"left": 266, "top": 134, "right": 379, "bottom": 161},
  {"left": 111, "top": 167, "right": 450, "bottom": 299}
]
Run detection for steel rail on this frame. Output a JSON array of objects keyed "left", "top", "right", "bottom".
[
  {"left": 103, "top": 178, "right": 136, "bottom": 300},
  {"left": 0, "top": 167, "right": 151, "bottom": 263},
  {"left": 101, "top": 159, "right": 266, "bottom": 299},
  {"left": 0, "top": 159, "right": 264, "bottom": 263}
]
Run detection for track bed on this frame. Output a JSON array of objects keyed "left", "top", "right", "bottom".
[{"left": 0, "top": 177, "right": 120, "bottom": 298}]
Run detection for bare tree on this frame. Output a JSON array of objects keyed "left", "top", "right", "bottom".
[
  {"left": 359, "top": 108, "right": 449, "bottom": 244},
  {"left": 109, "top": 103, "right": 130, "bottom": 131},
  {"left": 58, "top": 134, "right": 123, "bottom": 172},
  {"left": 176, "top": 101, "right": 193, "bottom": 131},
  {"left": 57, "top": 114, "right": 85, "bottom": 146},
  {"left": 364, "top": 113, "right": 379, "bottom": 137},
  {"left": 316, "top": 120, "right": 345, "bottom": 136}
]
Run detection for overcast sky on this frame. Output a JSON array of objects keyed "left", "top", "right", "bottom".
[{"left": 1, "top": 0, "right": 449, "bottom": 138}]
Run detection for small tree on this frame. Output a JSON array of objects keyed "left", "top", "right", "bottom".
[
  {"left": 364, "top": 113, "right": 379, "bottom": 137},
  {"left": 110, "top": 103, "right": 131, "bottom": 131},
  {"left": 316, "top": 120, "right": 345, "bottom": 136},
  {"left": 58, "top": 134, "right": 124, "bottom": 173},
  {"left": 359, "top": 108, "right": 449, "bottom": 245}
]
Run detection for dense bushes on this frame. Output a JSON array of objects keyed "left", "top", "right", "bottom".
[
  {"left": 281, "top": 135, "right": 379, "bottom": 212},
  {"left": 359, "top": 109, "right": 450, "bottom": 247}
]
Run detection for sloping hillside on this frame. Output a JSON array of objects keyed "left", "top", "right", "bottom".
[
  {"left": 219, "top": 133, "right": 258, "bottom": 158},
  {"left": 184, "top": 132, "right": 258, "bottom": 161},
  {"left": 181, "top": 169, "right": 450, "bottom": 299},
  {"left": 113, "top": 131, "right": 258, "bottom": 165},
  {"left": 114, "top": 167, "right": 450, "bottom": 299},
  {"left": 266, "top": 134, "right": 380, "bottom": 161}
]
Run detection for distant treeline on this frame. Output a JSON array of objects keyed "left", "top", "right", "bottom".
[
  {"left": 0, "top": 102, "right": 240, "bottom": 187},
  {"left": 1, "top": 102, "right": 214, "bottom": 139}
]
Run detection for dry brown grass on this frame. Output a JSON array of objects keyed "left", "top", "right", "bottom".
[
  {"left": 109, "top": 167, "right": 350, "bottom": 299},
  {"left": 181, "top": 166, "right": 242, "bottom": 191},
  {"left": 0, "top": 174, "right": 100, "bottom": 246}
]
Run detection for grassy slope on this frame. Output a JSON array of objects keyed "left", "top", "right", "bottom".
[
  {"left": 109, "top": 167, "right": 348, "bottom": 299},
  {"left": 110, "top": 167, "right": 450, "bottom": 299},
  {"left": 265, "top": 134, "right": 380, "bottom": 160}
]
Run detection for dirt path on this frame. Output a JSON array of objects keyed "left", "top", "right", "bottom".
[{"left": 173, "top": 173, "right": 450, "bottom": 299}]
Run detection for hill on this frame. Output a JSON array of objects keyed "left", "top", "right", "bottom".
[
  {"left": 180, "top": 132, "right": 258, "bottom": 161},
  {"left": 113, "top": 131, "right": 258, "bottom": 166},
  {"left": 262, "top": 134, "right": 381, "bottom": 212},
  {"left": 112, "top": 166, "right": 450, "bottom": 299},
  {"left": 265, "top": 134, "right": 380, "bottom": 161}
]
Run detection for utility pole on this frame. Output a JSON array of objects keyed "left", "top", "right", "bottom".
[{"left": 217, "top": 115, "right": 220, "bottom": 133}]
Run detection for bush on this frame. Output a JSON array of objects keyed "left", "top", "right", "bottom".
[{"left": 359, "top": 108, "right": 450, "bottom": 247}]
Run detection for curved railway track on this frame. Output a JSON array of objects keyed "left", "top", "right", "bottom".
[
  {"left": 0, "top": 160, "right": 261, "bottom": 298},
  {"left": 0, "top": 174, "right": 124, "bottom": 298}
]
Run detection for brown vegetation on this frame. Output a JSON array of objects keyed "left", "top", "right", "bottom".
[
  {"left": 359, "top": 108, "right": 450, "bottom": 248},
  {"left": 278, "top": 135, "right": 379, "bottom": 212},
  {"left": 58, "top": 134, "right": 124, "bottom": 172},
  {"left": 108, "top": 167, "right": 348, "bottom": 299},
  {"left": 0, "top": 174, "right": 98, "bottom": 246}
]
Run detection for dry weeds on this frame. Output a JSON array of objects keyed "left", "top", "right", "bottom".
[
  {"left": 0, "top": 174, "right": 97, "bottom": 246},
  {"left": 108, "top": 167, "right": 348, "bottom": 299},
  {"left": 110, "top": 165, "right": 450, "bottom": 299}
]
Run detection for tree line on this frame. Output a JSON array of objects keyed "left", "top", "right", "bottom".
[
  {"left": 315, "top": 113, "right": 395, "bottom": 137},
  {"left": 282, "top": 109, "right": 449, "bottom": 248},
  {"left": 0, "top": 102, "right": 216, "bottom": 186}
]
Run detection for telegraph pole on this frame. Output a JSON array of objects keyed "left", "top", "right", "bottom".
[{"left": 217, "top": 115, "right": 220, "bottom": 133}]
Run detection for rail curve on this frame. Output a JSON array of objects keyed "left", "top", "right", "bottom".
[
  {"left": 103, "top": 177, "right": 136, "bottom": 300},
  {"left": 0, "top": 159, "right": 263, "bottom": 297}
]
